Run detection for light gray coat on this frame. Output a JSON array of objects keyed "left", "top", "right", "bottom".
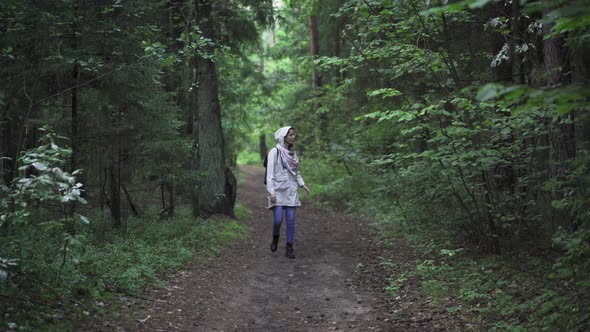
[{"left": 266, "top": 147, "right": 305, "bottom": 209}]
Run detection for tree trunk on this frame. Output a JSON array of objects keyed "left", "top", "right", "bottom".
[
  {"left": 440, "top": 13, "right": 462, "bottom": 88},
  {"left": 192, "top": 0, "right": 234, "bottom": 217},
  {"left": 510, "top": 0, "right": 523, "bottom": 84},
  {"left": 71, "top": 62, "right": 79, "bottom": 172},
  {"left": 259, "top": 133, "right": 268, "bottom": 161},
  {"left": 168, "top": 181, "right": 175, "bottom": 217},
  {"left": 109, "top": 164, "right": 121, "bottom": 228},
  {"left": 109, "top": 105, "right": 123, "bottom": 228},
  {"left": 121, "top": 183, "right": 139, "bottom": 217},
  {"left": 1, "top": 104, "right": 16, "bottom": 186},
  {"left": 334, "top": 0, "right": 345, "bottom": 83},
  {"left": 309, "top": 15, "right": 321, "bottom": 89},
  {"left": 489, "top": 2, "right": 512, "bottom": 82},
  {"left": 543, "top": 9, "right": 575, "bottom": 229},
  {"left": 71, "top": 6, "right": 80, "bottom": 174},
  {"left": 270, "top": 4, "right": 276, "bottom": 46},
  {"left": 309, "top": 13, "right": 326, "bottom": 147}
]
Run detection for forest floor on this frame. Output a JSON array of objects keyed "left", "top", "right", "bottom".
[{"left": 78, "top": 165, "right": 469, "bottom": 331}]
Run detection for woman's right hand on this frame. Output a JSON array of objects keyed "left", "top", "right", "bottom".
[
  {"left": 270, "top": 195, "right": 276, "bottom": 203},
  {"left": 302, "top": 185, "right": 310, "bottom": 194}
]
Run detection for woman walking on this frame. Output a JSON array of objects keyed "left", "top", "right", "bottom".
[{"left": 266, "top": 126, "right": 310, "bottom": 258}]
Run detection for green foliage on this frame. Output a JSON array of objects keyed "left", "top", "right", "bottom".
[
  {"left": 237, "top": 150, "right": 261, "bottom": 165},
  {"left": 284, "top": 0, "right": 590, "bottom": 329},
  {"left": 0, "top": 132, "right": 245, "bottom": 329},
  {"left": 13, "top": 128, "right": 87, "bottom": 208},
  {"left": 1, "top": 0, "right": 588, "bottom": 329},
  {"left": 1, "top": 206, "right": 245, "bottom": 329},
  {"left": 385, "top": 272, "right": 410, "bottom": 296},
  {"left": 1, "top": 128, "right": 88, "bottom": 287},
  {"left": 76, "top": 209, "right": 245, "bottom": 294}
]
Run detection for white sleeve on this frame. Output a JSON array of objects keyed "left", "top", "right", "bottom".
[
  {"left": 266, "top": 148, "right": 277, "bottom": 195},
  {"left": 296, "top": 170, "right": 305, "bottom": 187}
]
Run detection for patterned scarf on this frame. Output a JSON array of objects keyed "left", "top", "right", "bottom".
[{"left": 275, "top": 143, "right": 299, "bottom": 176}]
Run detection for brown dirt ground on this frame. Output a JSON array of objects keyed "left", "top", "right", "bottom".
[{"left": 78, "top": 165, "right": 469, "bottom": 331}]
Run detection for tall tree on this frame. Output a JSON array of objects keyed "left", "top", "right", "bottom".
[
  {"left": 192, "top": 0, "right": 234, "bottom": 217},
  {"left": 543, "top": 3, "right": 576, "bottom": 229},
  {"left": 309, "top": 13, "right": 321, "bottom": 89}
]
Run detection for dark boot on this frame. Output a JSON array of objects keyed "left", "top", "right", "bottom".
[
  {"left": 286, "top": 242, "right": 295, "bottom": 259},
  {"left": 270, "top": 235, "right": 279, "bottom": 252}
]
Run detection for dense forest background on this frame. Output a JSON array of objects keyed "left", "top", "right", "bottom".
[{"left": 1, "top": 0, "right": 589, "bottom": 330}]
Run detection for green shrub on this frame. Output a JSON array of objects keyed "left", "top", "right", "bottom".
[
  {"left": 1, "top": 205, "right": 246, "bottom": 329},
  {"left": 237, "top": 150, "right": 261, "bottom": 165}
]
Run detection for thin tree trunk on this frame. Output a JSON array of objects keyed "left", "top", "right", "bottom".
[
  {"left": 109, "top": 165, "right": 121, "bottom": 228},
  {"left": 543, "top": 7, "right": 575, "bottom": 229},
  {"left": 161, "top": 179, "right": 166, "bottom": 211},
  {"left": 489, "top": 2, "right": 512, "bottom": 82},
  {"left": 71, "top": 63, "right": 79, "bottom": 171},
  {"left": 121, "top": 183, "right": 139, "bottom": 217},
  {"left": 110, "top": 106, "right": 123, "bottom": 228},
  {"left": 68, "top": 18, "right": 80, "bottom": 218},
  {"left": 259, "top": 133, "right": 268, "bottom": 161},
  {"left": 440, "top": 13, "right": 462, "bottom": 88},
  {"left": 167, "top": 182, "right": 175, "bottom": 217},
  {"left": 1, "top": 103, "right": 16, "bottom": 186},
  {"left": 510, "top": 0, "right": 523, "bottom": 84},
  {"left": 270, "top": 4, "right": 276, "bottom": 46},
  {"left": 100, "top": 163, "right": 106, "bottom": 211},
  {"left": 309, "top": 15, "right": 321, "bottom": 89},
  {"left": 71, "top": 5, "right": 80, "bottom": 174},
  {"left": 335, "top": 0, "right": 345, "bottom": 83}
]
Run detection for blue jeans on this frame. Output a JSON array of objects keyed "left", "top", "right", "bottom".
[{"left": 272, "top": 206, "right": 296, "bottom": 244}]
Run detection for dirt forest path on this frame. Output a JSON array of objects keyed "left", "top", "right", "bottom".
[{"left": 81, "top": 165, "right": 456, "bottom": 331}]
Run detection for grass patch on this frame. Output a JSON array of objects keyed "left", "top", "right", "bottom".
[
  {"left": 305, "top": 166, "right": 583, "bottom": 330},
  {"left": 1, "top": 207, "right": 246, "bottom": 331},
  {"left": 371, "top": 211, "right": 561, "bottom": 329},
  {"left": 237, "top": 150, "right": 261, "bottom": 166},
  {"left": 234, "top": 201, "right": 252, "bottom": 219}
]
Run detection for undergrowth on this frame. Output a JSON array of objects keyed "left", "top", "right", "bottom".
[
  {"left": 304, "top": 157, "right": 588, "bottom": 331},
  {"left": 236, "top": 150, "right": 261, "bottom": 166},
  {"left": 0, "top": 207, "right": 246, "bottom": 331}
]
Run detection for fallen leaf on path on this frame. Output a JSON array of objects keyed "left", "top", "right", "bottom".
[{"left": 137, "top": 315, "right": 151, "bottom": 323}]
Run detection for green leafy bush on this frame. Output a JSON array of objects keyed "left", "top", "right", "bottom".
[{"left": 0, "top": 130, "right": 247, "bottom": 330}]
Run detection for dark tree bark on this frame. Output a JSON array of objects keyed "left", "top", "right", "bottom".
[
  {"left": 309, "top": 15, "right": 321, "bottom": 89},
  {"left": 334, "top": 0, "right": 345, "bottom": 83},
  {"left": 71, "top": 63, "right": 79, "bottom": 172},
  {"left": 488, "top": 2, "right": 512, "bottom": 82},
  {"left": 510, "top": 0, "right": 524, "bottom": 84},
  {"left": 309, "top": 12, "right": 327, "bottom": 146},
  {"left": 543, "top": 8, "right": 576, "bottom": 229},
  {"left": 191, "top": 0, "right": 234, "bottom": 217},
  {"left": 121, "top": 183, "right": 139, "bottom": 217},
  {"left": 159, "top": 180, "right": 175, "bottom": 220},
  {"left": 155, "top": 0, "right": 185, "bottom": 217},
  {"left": 543, "top": 14, "right": 574, "bottom": 159},
  {"left": 1, "top": 105, "right": 16, "bottom": 186},
  {"left": 109, "top": 164, "right": 121, "bottom": 228},
  {"left": 70, "top": 5, "right": 80, "bottom": 174},
  {"left": 167, "top": 182, "right": 175, "bottom": 217},
  {"left": 109, "top": 106, "right": 124, "bottom": 228},
  {"left": 259, "top": 133, "right": 268, "bottom": 161}
]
